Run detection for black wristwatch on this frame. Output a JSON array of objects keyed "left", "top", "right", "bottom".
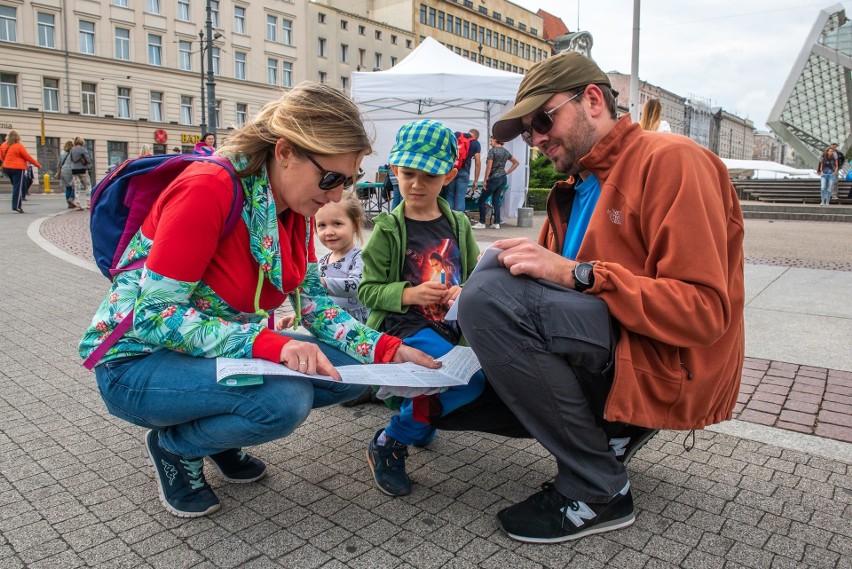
[{"left": 573, "top": 262, "right": 595, "bottom": 292}]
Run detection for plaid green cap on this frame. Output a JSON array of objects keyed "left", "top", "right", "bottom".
[{"left": 388, "top": 120, "right": 458, "bottom": 175}]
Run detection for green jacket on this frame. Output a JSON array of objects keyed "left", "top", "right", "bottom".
[{"left": 360, "top": 197, "right": 480, "bottom": 333}]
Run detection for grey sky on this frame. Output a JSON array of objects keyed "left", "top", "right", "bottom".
[{"left": 511, "top": 1, "right": 840, "bottom": 129}]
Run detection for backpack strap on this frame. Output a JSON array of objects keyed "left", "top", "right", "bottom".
[{"left": 83, "top": 158, "right": 244, "bottom": 371}]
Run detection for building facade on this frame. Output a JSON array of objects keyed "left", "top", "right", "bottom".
[
  {"left": 0, "top": 0, "right": 309, "bottom": 180},
  {"left": 606, "top": 72, "right": 686, "bottom": 135},
  {"left": 753, "top": 130, "right": 787, "bottom": 164},
  {"left": 710, "top": 109, "right": 755, "bottom": 160}
]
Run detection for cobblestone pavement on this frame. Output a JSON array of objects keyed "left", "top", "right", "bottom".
[{"left": 1, "top": 197, "right": 850, "bottom": 569}]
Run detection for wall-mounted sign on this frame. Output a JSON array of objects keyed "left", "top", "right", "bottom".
[
  {"left": 154, "top": 129, "right": 168, "bottom": 143},
  {"left": 0, "top": 122, "right": 12, "bottom": 129},
  {"left": 181, "top": 133, "right": 201, "bottom": 144}
]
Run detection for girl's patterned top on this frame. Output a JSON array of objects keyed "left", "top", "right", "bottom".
[
  {"left": 79, "top": 158, "right": 400, "bottom": 366},
  {"left": 319, "top": 247, "right": 370, "bottom": 324}
]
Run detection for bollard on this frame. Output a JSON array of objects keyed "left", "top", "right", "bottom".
[
  {"left": 43, "top": 173, "right": 51, "bottom": 194},
  {"left": 516, "top": 206, "right": 534, "bottom": 228}
]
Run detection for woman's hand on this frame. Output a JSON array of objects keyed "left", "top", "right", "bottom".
[
  {"left": 275, "top": 314, "right": 296, "bottom": 331},
  {"left": 402, "top": 281, "right": 450, "bottom": 306},
  {"left": 279, "top": 340, "right": 342, "bottom": 381},
  {"left": 391, "top": 344, "right": 441, "bottom": 369}
]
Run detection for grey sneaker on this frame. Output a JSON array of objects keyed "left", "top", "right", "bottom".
[
  {"left": 145, "top": 430, "right": 220, "bottom": 518},
  {"left": 366, "top": 429, "right": 411, "bottom": 496}
]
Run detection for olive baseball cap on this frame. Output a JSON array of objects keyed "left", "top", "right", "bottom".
[
  {"left": 492, "top": 51, "right": 612, "bottom": 142},
  {"left": 389, "top": 119, "right": 458, "bottom": 175}
]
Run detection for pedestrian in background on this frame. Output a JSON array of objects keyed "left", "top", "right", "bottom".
[
  {"left": 56, "top": 140, "right": 76, "bottom": 208},
  {"left": 817, "top": 146, "right": 839, "bottom": 206},
  {"left": 70, "top": 137, "right": 92, "bottom": 210},
  {"left": 472, "top": 136, "right": 519, "bottom": 230},
  {"left": 639, "top": 98, "right": 672, "bottom": 133},
  {"left": 0, "top": 129, "right": 41, "bottom": 213},
  {"left": 138, "top": 144, "right": 153, "bottom": 157}
]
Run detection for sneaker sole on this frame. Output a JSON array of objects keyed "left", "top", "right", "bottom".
[
  {"left": 501, "top": 512, "right": 636, "bottom": 544},
  {"left": 366, "top": 448, "right": 411, "bottom": 497},
  {"left": 144, "top": 432, "right": 221, "bottom": 519},
  {"left": 622, "top": 429, "right": 659, "bottom": 464},
  {"left": 207, "top": 459, "right": 268, "bottom": 484}
]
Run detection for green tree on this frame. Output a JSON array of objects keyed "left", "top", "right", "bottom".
[{"left": 529, "top": 153, "right": 568, "bottom": 188}]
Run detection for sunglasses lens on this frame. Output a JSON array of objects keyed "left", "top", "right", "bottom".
[
  {"left": 531, "top": 111, "right": 553, "bottom": 136},
  {"left": 319, "top": 173, "right": 346, "bottom": 190}
]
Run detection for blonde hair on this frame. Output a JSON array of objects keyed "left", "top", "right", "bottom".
[
  {"left": 338, "top": 191, "right": 366, "bottom": 243},
  {"left": 639, "top": 99, "right": 662, "bottom": 131},
  {"left": 6, "top": 130, "right": 20, "bottom": 144},
  {"left": 63, "top": 140, "right": 73, "bottom": 152},
  {"left": 218, "top": 82, "right": 373, "bottom": 178},
  {"left": 139, "top": 144, "right": 152, "bottom": 156},
  {"left": 73, "top": 136, "right": 85, "bottom": 146}
]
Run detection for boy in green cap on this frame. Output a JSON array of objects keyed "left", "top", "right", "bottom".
[{"left": 359, "top": 119, "right": 485, "bottom": 497}]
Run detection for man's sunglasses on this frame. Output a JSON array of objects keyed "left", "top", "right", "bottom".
[
  {"left": 520, "top": 90, "right": 584, "bottom": 147},
  {"left": 304, "top": 153, "right": 365, "bottom": 190}
]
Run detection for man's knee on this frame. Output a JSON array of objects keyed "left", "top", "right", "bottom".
[{"left": 459, "top": 268, "right": 523, "bottom": 325}]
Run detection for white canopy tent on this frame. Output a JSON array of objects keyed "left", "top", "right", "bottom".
[
  {"left": 351, "top": 37, "right": 529, "bottom": 219},
  {"left": 721, "top": 158, "right": 818, "bottom": 179}
]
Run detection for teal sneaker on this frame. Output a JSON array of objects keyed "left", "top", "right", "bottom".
[
  {"left": 208, "top": 449, "right": 267, "bottom": 483},
  {"left": 366, "top": 429, "right": 412, "bottom": 496},
  {"left": 145, "top": 430, "right": 220, "bottom": 518}
]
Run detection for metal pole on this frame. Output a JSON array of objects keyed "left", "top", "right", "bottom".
[
  {"left": 205, "top": 0, "right": 216, "bottom": 137},
  {"left": 199, "top": 30, "right": 206, "bottom": 136},
  {"left": 629, "top": 0, "right": 641, "bottom": 122}
]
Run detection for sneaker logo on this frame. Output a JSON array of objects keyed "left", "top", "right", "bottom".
[
  {"left": 609, "top": 437, "right": 629, "bottom": 457},
  {"left": 561, "top": 501, "right": 597, "bottom": 528},
  {"left": 161, "top": 460, "right": 178, "bottom": 486}
]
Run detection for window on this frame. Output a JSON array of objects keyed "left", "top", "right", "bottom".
[
  {"left": 518, "top": 23, "right": 526, "bottom": 31},
  {"left": 146, "top": 0, "right": 161, "bottom": 15},
  {"left": 391, "top": 35, "right": 397, "bottom": 45},
  {"left": 113, "top": 0, "right": 128, "bottom": 6},
  {"left": 215, "top": 100, "right": 221, "bottom": 129},
  {"left": 428, "top": 8, "right": 436, "bottom": 27},
  {"left": 531, "top": 28, "right": 538, "bottom": 36},
  {"left": 358, "top": 25, "right": 365, "bottom": 35},
  {"left": 117, "top": 87, "right": 131, "bottom": 118},
  {"left": 375, "top": 30, "right": 382, "bottom": 40},
  {"left": 212, "top": 47, "right": 220, "bottom": 75},
  {"left": 209, "top": 1, "right": 219, "bottom": 27},
  {"left": 463, "top": 21, "right": 469, "bottom": 39},
  {"left": 107, "top": 141, "right": 127, "bottom": 169},
  {"left": 479, "top": 6, "right": 487, "bottom": 14},
  {"left": 340, "top": 20, "right": 348, "bottom": 31},
  {"left": 236, "top": 103, "right": 247, "bottom": 126},
  {"left": 37, "top": 13, "right": 55, "bottom": 49},
  {"left": 463, "top": 0, "right": 473, "bottom": 7},
  {"left": 150, "top": 91, "right": 163, "bottom": 122},
  {"left": 180, "top": 95, "right": 193, "bottom": 124},
  {"left": 340, "top": 43, "right": 348, "bottom": 62},
  {"left": 374, "top": 52, "right": 382, "bottom": 70},
  {"left": 267, "top": 58, "right": 278, "bottom": 85},
  {"left": 318, "top": 71, "right": 327, "bottom": 84},
  {"left": 455, "top": 18, "right": 461, "bottom": 35},
  {"left": 0, "top": 73, "right": 16, "bottom": 108},
  {"left": 234, "top": 6, "right": 246, "bottom": 34},
  {"left": 234, "top": 52, "right": 246, "bottom": 80},
  {"left": 419, "top": 5, "right": 426, "bottom": 25},
  {"left": 446, "top": 15, "right": 453, "bottom": 33},
  {"left": 266, "top": 15, "right": 277, "bottom": 41},
  {"left": 178, "top": 41, "right": 192, "bottom": 71},
  {"left": 358, "top": 48, "right": 365, "bottom": 67},
  {"left": 148, "top": 34, "right": 162, "bottom": 65},
  {"left": 340, "top": 76, "right": 348, "bottom": 90},
  {"left": 282, "top": 19, "right": 292, "bottom": 45},
  {"left": 81, "top": 82, "right": 97, "bottom": 115},
  {"left": 115, "top": 28, "right": 130, "bottom": 60},
  {"left": 318, "top": 37, "right": 326, "bottom": 57},
  {"left": 282, "top": 61, "right": 292, "bottom": 87},
  {"left": 79, "top": 21, "right": 95, "bottom": 54},
  {"left": 406, "top": 39, "right": 412, "bottom": 48},
  {"left": 505, "top": 17, "right": 514, "bottom": 26},
  {"left": 318, "top": 13, "right": 326, "bottom": 24},
  {"left": 391, "top": 56, "right": 397, "bottom": 67},
  {"left": 493, "top": 12, "right": 501, "bottom": 20},
  {"left": 43, "top": 78, "right": 59, "bottom": 112},
  {"left": 178, "top": 0, "right": 191, "bottom": 22},
  {"left": 0, "top": 6, "right": 16, "bottom": 43}
]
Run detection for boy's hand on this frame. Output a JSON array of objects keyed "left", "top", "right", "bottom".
[
  {"left": 442, "top": 285, "right": 462, "bottom": 304},
  {"left": 402, "top": 281, "right": 450, "bottom": 306},
  {"left": 275, "top": 314, "right": 296, "bottom": 330}
]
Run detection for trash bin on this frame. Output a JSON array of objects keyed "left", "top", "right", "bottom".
[{"left": 517, "top": 206, "right": 534, "bottom": 228}]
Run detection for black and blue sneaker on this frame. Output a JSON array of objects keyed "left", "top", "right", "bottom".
[
  {"left": 208, "top": 449, "right": 267, "bottom": 483},
  {"left": 145, "top": 430, "right": 220, "bottom": 518},
  {"left": 366, "top": 429, "right": 412, "bottom": 496},
  {"left": 609, "top": 426, "right": 659, "bottom": 464},
  {"left": 497, "top": 481, "right": 635, "bottom": 543}
]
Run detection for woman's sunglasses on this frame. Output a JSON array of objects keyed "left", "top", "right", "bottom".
[
  {"left": 520, "top": 90, "right": 584, "bottom": 147},
  {"left": 304, "top": 153, "right": 365, "bottom": 190}
]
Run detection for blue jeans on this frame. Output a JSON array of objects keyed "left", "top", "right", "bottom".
[
  {"left": 479, "top": 175, "right": 507, "bottom": 224},
  {"left": 445, "top": 169, "right": 470, "bottom": 211},
  {"left": 385, "top": 327, "right": 486, "bottom": 445},
  {"left": 94, "top": 333, "right": 364, "bottom": 457},
  {"left": 7, "top": 168, "right": 24, "bottom": 210},
  {"left": 65, "top": 185, "right": 75, "bottom": 201},
  {"left": 820, "top": 173, "right": 835, "bottom": 204}
]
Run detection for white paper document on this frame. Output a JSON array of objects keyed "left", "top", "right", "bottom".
[
  {"left": 445, "top": 246, "right": 502, "bottom": 321},
  {"left": 215, "top": 346, "right": 481, "bottom": 388}
]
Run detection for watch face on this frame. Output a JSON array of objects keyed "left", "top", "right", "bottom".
[{"left": 576, "top": 263, "right": 592, "bottom": 284}]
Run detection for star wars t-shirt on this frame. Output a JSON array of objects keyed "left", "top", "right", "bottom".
[{"left": 383, "top": 215, "right": 462, "bottom": 343}]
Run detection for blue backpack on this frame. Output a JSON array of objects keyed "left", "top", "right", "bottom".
[
  {"left": 90, "top": 154, "right": 243, "bottom": 280},
  {"left": 84, "top": 154, "right": 244, "bottom": 370}
]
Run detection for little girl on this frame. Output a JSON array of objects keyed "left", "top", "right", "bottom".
[{"left": 277, "top": 191, "right": 370, "bottom": 329}]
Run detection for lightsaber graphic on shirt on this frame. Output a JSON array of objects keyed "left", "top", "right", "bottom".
[{"left": 444, "top": 247, "right": 501, "bottom": 321}]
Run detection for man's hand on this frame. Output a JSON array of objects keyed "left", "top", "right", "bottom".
[
  {"left": 402, "top": 281, "right": 451, "bottom": 306},
  {"left": 391, "top": 343, "right": 441, "bottom": 369},
  {"left": 493, "top": 237, "right": 577, "bottom": 289}
]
